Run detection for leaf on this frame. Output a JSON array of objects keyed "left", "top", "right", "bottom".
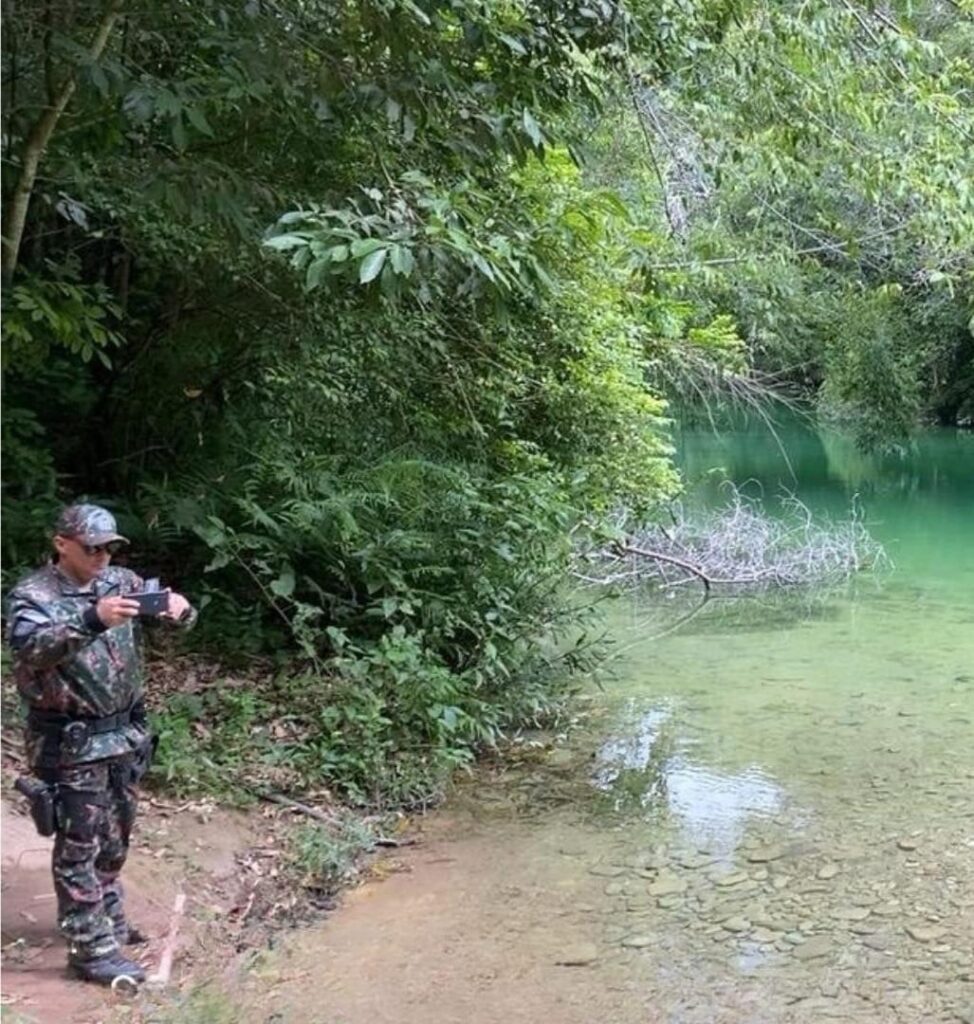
[
  {"left": 359, "top": 247, "right": 388, "bottom": 284},
  {"left": 522, "top": 108, "right": 543, "bottom": 148},
  {"left": 122, "top": 87, "right": 153, "bottom": 122},
  {"left": 390, "top": 245, "right": 416, "bottom": 276},
  {"left": 204, "top": 550, "right": 232, "bottom": 572},
  {"left": 187, "top": 106, "right": 214, "bottom": 137},
  {"left": 171, "top": 114, "right": 187, "bottom": 150},
  {"left": 306, "top": 258, "right": 330, "bottom": 289},
  {"left": 350, "top": 237, "right": 385, "bottom": 258},
  {"left": 499, "top": 33, "right": 527, "bottom": 55},
  {"left": 264, "top": 234, "right": 307, "bottom": 251},
  {"left": 269, "top": 568, "right": 295, "bottom": 598},
  {"left": 90, "top": 63, "right": 109, "bottom": 97}
]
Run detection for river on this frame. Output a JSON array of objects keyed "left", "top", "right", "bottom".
[{"left": 238, "top": 421, "right": 974, "bottom": 1024}]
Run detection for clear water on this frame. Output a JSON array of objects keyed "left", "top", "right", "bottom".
[
  {"left": 587, "top": 419, "right": 974, "bottom": 1021},
  {"left": 600, "top": 420, "right": 974, "bottom": 835}
]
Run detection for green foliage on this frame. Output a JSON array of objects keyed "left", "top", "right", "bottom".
[
  {"left": 288, "top": 817, "right": 376, "bottom": 892},
  {"left": 2, "top": 277, "right": 123, "bottom": 371},
  {"left": 604, "top": 0, "right": 974, "bottom": 443},
  {"left": 149, "top": 689, "right": 268, "bottom": 799}
]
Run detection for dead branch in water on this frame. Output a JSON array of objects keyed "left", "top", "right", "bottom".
[
  {"left": 577, "top": 486, "right": 889, "bottom": 594},
  {"left": 614, "top": 544, "right": 714, "bottom": 591}
]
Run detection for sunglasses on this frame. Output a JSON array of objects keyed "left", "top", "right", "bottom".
[{"left": 78, "top": 540, "right": 125, "bottom": 557}]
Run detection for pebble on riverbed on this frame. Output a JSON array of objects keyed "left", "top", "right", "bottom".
[
  {"left": 792, "top": 934, "right": 834, "bottom": 960},
  {"left": 554, "top": 944, "right": 600, "bottom": 966},
  {"left": 905, "top": 923, "right": 948, "bottom": 943}
]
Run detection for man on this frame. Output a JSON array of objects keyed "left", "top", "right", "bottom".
[{"left": 5, "top": 503, "right": 197, "bottom": 985}]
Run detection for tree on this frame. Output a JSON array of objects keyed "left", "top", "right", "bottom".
[{"left": 612, "top": 0, "right": 974, "bottom": 441}]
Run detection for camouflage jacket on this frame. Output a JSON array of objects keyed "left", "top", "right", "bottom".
[{"left": 5, "top": 563, "right": 197, "bottom": 767}]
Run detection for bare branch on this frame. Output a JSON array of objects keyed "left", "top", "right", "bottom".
[{"left": 577, "top": 486, "right": 889, "bottom": 596}]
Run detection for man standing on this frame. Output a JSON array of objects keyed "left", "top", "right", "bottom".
[{"left": 6, "top": 503, "right": 197, "bottom": 985}]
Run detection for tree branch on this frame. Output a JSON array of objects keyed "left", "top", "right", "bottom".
[
  {"left": 1, "top": 0, "right": 122, "bottom": 285},
  {"left": 614, "top": 542, "right": 713, "bottom": 592}
]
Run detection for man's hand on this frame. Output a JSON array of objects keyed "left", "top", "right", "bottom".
[
  {"left": 163, "top": 591, "right": 191, "bottom": 620},
  {"left": 95, "top": 596, "right": 141, "bottom": 628}
]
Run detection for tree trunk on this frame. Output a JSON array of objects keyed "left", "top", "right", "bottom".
[{"left": 1, "top": 0, "right": 122, "bottom": 285}]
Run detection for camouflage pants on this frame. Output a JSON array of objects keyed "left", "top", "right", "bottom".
[{"left": 49, "top": 758, "right": 138, "bottom": 962}]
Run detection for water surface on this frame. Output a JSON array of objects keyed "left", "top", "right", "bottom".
[{"left": 586, "top": 420, "right": 974, "bottom": 1021}]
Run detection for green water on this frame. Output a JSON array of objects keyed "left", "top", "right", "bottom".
[
  {"left": 601, "top": 420, "right": 974, "bottom": 830},
  {"left": 587, "top": 419, "right": 974, "bottom": 1021}
]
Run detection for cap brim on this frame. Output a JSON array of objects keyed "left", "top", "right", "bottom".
[{"left": 82, "top": 532, "right": 129, "bottom": 546}]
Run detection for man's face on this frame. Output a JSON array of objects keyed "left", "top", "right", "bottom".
[{"left": 53, "top": 535, "right": 115, "bottom": 585}]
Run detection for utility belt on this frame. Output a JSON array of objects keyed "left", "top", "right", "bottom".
[
  {"left": 28, "top": 704, "right": 142, "bottom": 761},
  {"left": 17, "top": 703, "right": 155, "bottom": 837}
]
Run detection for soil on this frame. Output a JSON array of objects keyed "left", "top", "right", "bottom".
[
  {"left": 1, "top": 790, "right": 262, "bottom": 1024},
  {"left": 2, "top": 779, "right": 642, "bottom": 1024}
]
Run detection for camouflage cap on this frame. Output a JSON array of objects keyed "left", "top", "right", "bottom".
[{"left": 55, "top": 504, "right": 129, "bottom": 546}]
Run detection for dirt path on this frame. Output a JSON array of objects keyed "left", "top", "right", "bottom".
[{"left": 1, "top": 795, "right": 256, "bottom": 1023}]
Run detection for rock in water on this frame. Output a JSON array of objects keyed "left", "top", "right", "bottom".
[
  {"left": 905, "top": 924, "right": 947, "bottom": 943},
  {"left": 793, "top": 935, "right": 834, "bottom": 961},
  {"left": 555, "top": 944, "right": 600, "bottom": 966}
]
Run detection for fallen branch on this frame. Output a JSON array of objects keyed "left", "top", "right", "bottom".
[
  {"left": 146, "top": 891, "right": 186, "bottom": 989},
  {"left": 256, "top": 790, "right": 341, "bottom": 826},
  {"left": 614, "top": 543, "right": 713, "bottom": 592},
  {"left": 581, "top": 487, "right": 888, "bottom": 594},
  {"left": 255, "top": 790, "right": 414, "bottom": 849}
]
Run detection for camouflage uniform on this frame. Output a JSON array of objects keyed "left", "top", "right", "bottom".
[{"left": 6, "top": 506, "right": 196, "bottom": 966}]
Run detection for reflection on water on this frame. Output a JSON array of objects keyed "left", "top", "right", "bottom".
[{"left": 593, "top": 702, "right": 787, "bottom": 856}]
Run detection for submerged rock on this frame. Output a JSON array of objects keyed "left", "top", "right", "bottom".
[
  {"left": 905, "top": 924, "right": 948, "bottom": 943},
  {"left": 588, "top": 864, "right": 626, "bottom": 878},
  {"left": 647, "top": 874, "right": 687, "bottom": 897},
  {"left": 747, "top": 844, "right": 787, "bottom": 863},
  {"left": 555, "top": 944, "right": 600, "bottom": 966},
  {"left": 832, "top": 905, "right": 872, "bottom": 922},
  {"left": 710, "top": 870, "right": 749, "bottom": 888},
  {"left": 792, "top": 934, "right": 834, "bottom": 960}
]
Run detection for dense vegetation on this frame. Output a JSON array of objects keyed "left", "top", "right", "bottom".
[{"left": 3, "top": 0, "right": 971, "bottom": 804}]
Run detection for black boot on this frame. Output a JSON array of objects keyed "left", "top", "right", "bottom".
[
  {"left": 114, "top": 921, "right": 149, "bottom": 946},
  {"left": 69, "top": 951, "right": 146, "bottom": 986}
]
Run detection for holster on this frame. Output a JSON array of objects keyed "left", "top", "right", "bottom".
[
  {"left": 128, "top": 731, "right": 158, "bottom": 786},
  {"left": 14, "top": 776, "right": 57, "bottom": 837}
]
